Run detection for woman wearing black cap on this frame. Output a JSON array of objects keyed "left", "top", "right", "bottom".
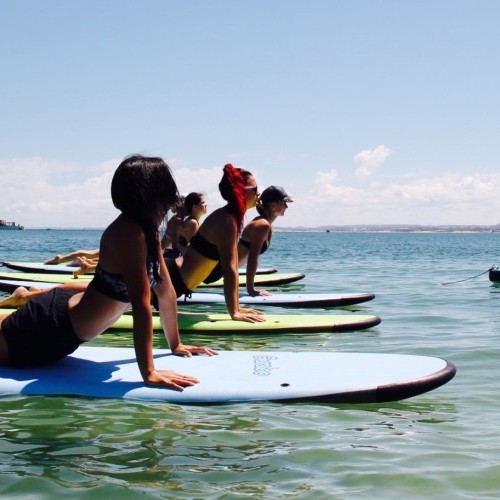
[{"left": 239, "top": 185, "right": 293, "bottom": 296}]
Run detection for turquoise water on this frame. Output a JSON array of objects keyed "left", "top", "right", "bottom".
[{"left": 1, "top": 229, "right": 499, "bottom": 499}]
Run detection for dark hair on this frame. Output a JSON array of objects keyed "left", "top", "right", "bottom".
[
  {"left": 254, "top": 200, "right": 274, "bottom": 247},
  {"left": 184, "top": 192, "right": 204, "bottom": 216},
  {"left": 255, "top": 202, "right": 268, "bottom": 218},
  {"left": 111, "top": 154, "right": 179, "bottom": 281},
  {"left": 218, "top": 164, "right": 251, "bottom": 233}
]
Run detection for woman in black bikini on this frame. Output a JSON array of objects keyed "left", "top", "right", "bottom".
[
  {"left": 164, "top": 164, "right": 265, "bottom": 323},
  {"left": 203, "top": 185, "right": 293, "bottom": 296},
  {"left": 176, "top": 192, "right": 207, "bottom": 254},
  {"left": 0, "top": 155, "right": 216, "bottom": 388},
  {"left": 238, "top": 185, "right": 293, "bottom": 296}
]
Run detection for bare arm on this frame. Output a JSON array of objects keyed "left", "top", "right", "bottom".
[
  {"left": 181, "top": 219, "right": 199, "bottom": 245},
  {"left": 118, "top": 226, "right": 200, "bottom": 390},
  {"left": 216, "top": 217, "right": 264, "bottom": 322},
  {"left": 154, "top": 239, "right": 217, "bottom": 357},
  {"left": 245, "top": 222, "right": 271, "bottom": 296}
]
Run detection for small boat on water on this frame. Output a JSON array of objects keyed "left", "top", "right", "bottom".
[
  {"left": 0, "top": 219, "right": 24, "bottom": 230},
  {"left": 489, "top": 267, "right": 500, "bottom": 283}
]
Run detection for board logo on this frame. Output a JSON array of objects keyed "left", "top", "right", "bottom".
[{"left": 253, "top": 355, "right": 278, "bottom": 376}]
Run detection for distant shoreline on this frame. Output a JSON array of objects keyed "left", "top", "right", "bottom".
[
  {"left": 275, "top": 225, "right": 500, "bottom": 233},
  {"left": 22, "top": 224, "right": 500, "bottom": 234}
]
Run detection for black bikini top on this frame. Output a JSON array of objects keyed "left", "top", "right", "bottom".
[
  {"left": 239, "top": 238, "right": 269, "bottom": 255},
  {"left": 239, "top": 219, "right": 272, "bottom": 255},
  {"left": 90, "top": 262, "right": 159, "bottom": 303},
  {"left": 189, "top": 232, "right": 219, "bottom": 261}
]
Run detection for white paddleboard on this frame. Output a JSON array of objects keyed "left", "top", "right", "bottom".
[
  {"left": 0, "top": 271, "right": 305, "bottom": 287},
  {"left": 1, "top": 261, "right": 277, "bottom": 276},
  {"left": 0, "top": 279, "right": 375, "bottom": 308},
  {"left": 0, "top": 346, "right": 456, "bottom": 404}
]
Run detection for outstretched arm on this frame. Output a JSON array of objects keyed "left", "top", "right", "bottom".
[
  {"left": 216, "top": 218, "right": 265, "bottom": 322},
  {"left": 154, "top": 239, "right": 217, "bottom": 357},
  {"left": 119, "top": 227, "right": 201, "bottom": 390},
  {"left": 245, "top": 222, "right": 271, "bottom": 296}
]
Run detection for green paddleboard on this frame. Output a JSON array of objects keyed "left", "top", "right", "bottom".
[{"left": 0, "top": 308, "right": 380, "bottom": 334}]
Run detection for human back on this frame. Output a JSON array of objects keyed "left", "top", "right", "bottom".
[
  {"left": 69, "top": 155, "right": 178, "bottom": 341},
  {"left": 179, "top": 164, "right": 252, "bottom": 290},
  {"left": 0, "top": 154, "right": 215, "bottom": 387}
]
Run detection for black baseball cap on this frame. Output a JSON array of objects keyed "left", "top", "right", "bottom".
[{"left": 260, "top": 186, "right": 294, "bottom": 204}]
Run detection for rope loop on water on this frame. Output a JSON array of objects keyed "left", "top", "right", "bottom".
[{"left": 441, "top": 266, "right": 495, "bottom": 285}]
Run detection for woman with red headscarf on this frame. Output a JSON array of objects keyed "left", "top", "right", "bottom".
[{"left": 164, "top": 164, "right": 265, "bottom": 323}]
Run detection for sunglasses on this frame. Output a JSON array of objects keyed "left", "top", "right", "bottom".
[{"left": 244, "top": 185, "right": 258, "bottom": 194}]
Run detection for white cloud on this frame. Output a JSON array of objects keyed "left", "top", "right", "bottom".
[
  {"left": 354, "top": 145, "right": 392, "bottom": 178},
  {"left": 2, "top": 157, "right": 500, "bottom": 228},
  {"left": 0, "top": 157, "right": 118, "bottom": 228},
  {"left": 283, "top": 170, "right": 500, "bottom": 227}
]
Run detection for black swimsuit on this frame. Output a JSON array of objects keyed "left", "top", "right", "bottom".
[
  {"left": 89, "top": 262, "right": 160, "bottom": 302},
  {"left": 239, "top": 238, "right": 269, "bottom": 255},
  {"left": 2, "top": 288, "right": 83, "bottom": 367},
  {"left": 189, "top": 232, "right": 219, "bottom": 261},
  {"left": 90, "top": 264, "right": 130, "bottom": 302}
]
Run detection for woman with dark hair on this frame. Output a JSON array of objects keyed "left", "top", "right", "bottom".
[
  {"left": 0, "top": 163, "right": 264, "bottom": 323},
  {"left": 176, "top": 192, "right": 207, "bottom": 254},
  {"left": 0, "top": 155, "right": 216, "bottom": 389},
  {"left": 161, "top": 196, "right": 185, "bottom": 259},
  {"left": 164, "top": 164, "right": 265, "bottom": 323}
]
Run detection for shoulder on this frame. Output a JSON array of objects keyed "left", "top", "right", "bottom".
[
  {"left": 244, "top": 217, "right": 271, "bottom": 235},
  {"left": 182, "top": 217, "right": 199, "bottom": 231},
  {"left": 100, "top": 216, "right": 147, "bottom": 269},
  {"left": 205, "top": 207, "right": 236, "bottom": 229},
  {"left": 104, "top": 216, "right": 146, "bottom": 247}
]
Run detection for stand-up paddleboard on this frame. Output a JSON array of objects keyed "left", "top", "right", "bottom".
[
  {"left": 180, "top": 291, "right": 375, "bottom": 307},
  {"left": 0, "top": 271, "right": 305, "bottom": 287},
  {"left": 1, "top": 261, "right": 277, "bottom": 276},
  {"left": 0, "top": 308, "right": 381, "bottom": 333},
  {"left": 0, "top": 346, "right": 456, "bottom": 404},
  {"left": 0, "top": 278, "right": 375, "bottom": 308}
]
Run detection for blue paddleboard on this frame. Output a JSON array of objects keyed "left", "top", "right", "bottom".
[
  {"left": 0, "top": 346, "right": 456, "bottom": 404},
  {"left": 0, "top": 278, "right": 374, "bottom": 308}
]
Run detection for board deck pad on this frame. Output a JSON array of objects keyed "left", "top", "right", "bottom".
[
  {"left": 0, "top": 271, "right": 305, "bottom": 287},
  {"left": 0, "top": 307, "right": 381, "bottom": 333},
  {"left": 1, "top": 261, "right": 277, "bottom": 276},
  {"left": 0, "top": 278, "right": 375, "bottom": 308},
  {"left": 0, "top": 346, "right": 456, "bottom": 404}
]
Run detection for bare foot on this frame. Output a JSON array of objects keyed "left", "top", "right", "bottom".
[
  {"left": 0, "top": 287, "right": 32, "bottom": 308},
  {"left": 44, "top": 255, "right": 62, "bottom": 264},
  {"left": 73, "top": 257, "right": 97, "bottom": 277}
]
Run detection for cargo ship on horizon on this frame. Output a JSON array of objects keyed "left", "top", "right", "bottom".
[{"left": 0, "top": 219, "right": 24, "bottom": 230}]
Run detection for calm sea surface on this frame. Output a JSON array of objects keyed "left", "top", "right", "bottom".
[{"left": 1, "top": 229, "right": 500, "bottom": 499}]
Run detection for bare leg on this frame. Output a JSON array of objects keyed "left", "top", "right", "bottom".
[
  {"left": 0, "top": 282, "right": 89, "bottom": 309},
  {"left": 0, "top": 287, "right": 49, "bottom": 308}
]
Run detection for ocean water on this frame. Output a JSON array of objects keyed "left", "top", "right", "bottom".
[{"left": 0, "top": 229, "right": 499, "bottom": 499}]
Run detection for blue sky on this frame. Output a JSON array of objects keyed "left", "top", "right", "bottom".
[{"left": 1, "top": 0, "right": 500, "bottom": 228}]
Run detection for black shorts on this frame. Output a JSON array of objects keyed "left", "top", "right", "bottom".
[{"left": 2, "top": 288, "right": 83, "bottom": 367}]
